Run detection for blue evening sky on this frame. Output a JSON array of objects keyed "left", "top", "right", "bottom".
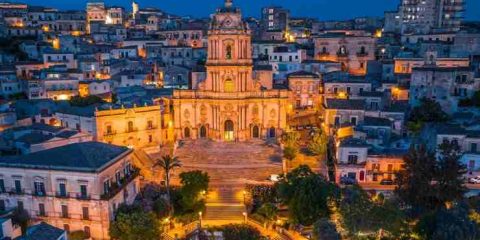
[{"left": 19, "top": 0, "right": 480, "bottom": 20}]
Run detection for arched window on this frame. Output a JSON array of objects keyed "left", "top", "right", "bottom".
[
  {"left": 269, "top": 127, "right": 276, "bottom": 138},
  {"left": 127, "top": 121, "right": 134, "bottom": 132},
  {"left": 252, "top": 126, "right": 259, "bottom": 138},
  {"left": 322, "top": 47, "right": 327, "bottom": 53},
  {"left": 200, "top": 126, "right": 207, "bottom": 138},
  {"left": 224, "top": 120, "right": 234, "bottom": 141},
  {"left": 360, "top": 46, "right": 366, "bottom": 54},
  {"left": 226, "top": 45, "right": 232, "bottom": 59},
  {"left": 224, "top": 78, "right": 234, "bottom": 92}
]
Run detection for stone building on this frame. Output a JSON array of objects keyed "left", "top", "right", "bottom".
[
  {"left": 0, "top": 142, "right": 140, "bottom": 239},
  {"left": 314, "top": 32, "right": 376, "bottom": 76},
  {"left": 172, "top": 0, "right": 289, "bottom": 141}
]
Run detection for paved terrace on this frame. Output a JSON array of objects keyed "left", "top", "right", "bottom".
[{"left": 172, "top": 139, "right": 283, "bottom": 186}]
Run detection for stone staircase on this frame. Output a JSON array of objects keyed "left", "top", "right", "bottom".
[
  {"left": 204, "top": 187, "right": 245, "bottom": 223},
  {"left": 173, "top": 139, "right": 283, "bottom": 184}
]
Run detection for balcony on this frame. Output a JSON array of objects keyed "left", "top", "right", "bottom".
[
  {"left": 336, "top": 51, "right": 349, "bottom": 57},
  {"left": 317, "top": 52, "right": 330, "bottom": 57},
  {"left": 356, "top": 52, "right": 369, "bottom": 57},
  {"left": 33, "top": 191, "right": 47, "bottom": 197},
  {"left": 8, "top": 188, "right": 24, "bottom": 195},
  {"left": 55, "top": 192, "right": 69, "bottom": 198},
  {"left": 76, "top": 193, "right": 91, "bottom": 201},
  {"left": 103, "top": 130, "right": 117, "bottom": 136},
  {"left": 101, "top": 168, "right": 139, "bottom": 200}
]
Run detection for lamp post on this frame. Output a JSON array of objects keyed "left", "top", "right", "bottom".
[
  {"left": 242, "top": 190, "right": 246, "bottom": 205},
  {"left": 198, "top": 211, "right": 203, "bottom": 228},
  {"left": 242, "top": 212, "right": 247, "bottom": 224}
]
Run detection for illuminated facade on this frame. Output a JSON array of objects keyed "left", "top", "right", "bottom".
[
  {"left": 0, "top": 142, "right": 140, "bottom": 240},
  {"left": 173, "top": 0, "right": 289, "bottom": 141},
  {"left": 314, "top": 32, "right": 376, "bottom": 76}
]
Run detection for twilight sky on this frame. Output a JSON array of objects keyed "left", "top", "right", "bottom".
[{"left": 20, "top": 0, "right": 480, "bottom": 21}]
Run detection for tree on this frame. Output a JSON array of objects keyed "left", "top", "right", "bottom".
[
  {"left": 395, "top": 144, "right": 439, "bottom": 213},
  {"left": 281, "top": 131, "right": 300, "bottom": 148},
  {"left": 154, "top": 155, "right": 181, "bottom": 203},
  {"left": 435, "top": 141, "right": 467, "bottom": 206},
  {"left": 308, "top": 130, "right": 328, "bottom": 170},
  {"left": 179, "top": 170, "right": 209, "bottom": 211},
  {"left": 408, "top": 98, "right": 448, "bottom": 134},
  {"left": 416, "top": 205, "right": 478, "bottom": 240},
  {"left": 109, "top": 206, "right": 161, "bottom": 240},
  {"left": 11, "top": 208, "right": 30, "bottom": 234},
  {"left": 257, "top": 203, "right": 278, "bottom": 225},
  {"left": 312, "top": 218, "right": 340, "bottom": 240},
  {"left": 221, "top": 224, "right": 262, "bottom": 240},
  {"left": 340, "top": 186, "right": 407, "bottom": 238},
  {"left": 308, "top": 130, "right": 328, "bottom": 156},
  {"left": 277, "top": 165, "right": 338, "bottom": 225},
  {"left": 283, "top": 145, "right": 297, "bottom": 161},
  {"left": 153, "top": 198, "right": 172, "bottom": 219},
  {"left": 69, "top": 95, "right": 104, "bottom": 106}
]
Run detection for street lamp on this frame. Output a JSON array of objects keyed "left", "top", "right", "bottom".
[
  {"left": 242, "top": 190, "right": 246, "bottom": 205},
  {"left": 198, "top": 211, "right": 203, "bottom": 228},
  {"left": 242, "top": 212, "right": 247, "bottom": 223}
]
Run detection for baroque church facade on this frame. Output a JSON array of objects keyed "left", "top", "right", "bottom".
[{"left": 173, "top": 0, "right": 289, "bottom": 141}]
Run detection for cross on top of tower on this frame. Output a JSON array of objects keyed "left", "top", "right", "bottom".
[{"left": 225, "top": 0, "right": 233, "bottom": 8}]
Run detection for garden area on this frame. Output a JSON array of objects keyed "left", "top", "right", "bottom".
[
  {"left": 244, "top": 138, "right": 480, "bottom": 240},
  {"left": 108, "top": 155, "right": 210, "bottom": 240}
]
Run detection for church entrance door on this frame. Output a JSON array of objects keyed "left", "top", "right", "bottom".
[
  {"left": 200, "top": 126, "right": 207, "bottom": 138},
  {"left": 224, "top": 120, "right": 234, "bottom": 141},
  {"left": 252, "top": 126, "right": 260, "bottom": 138}
]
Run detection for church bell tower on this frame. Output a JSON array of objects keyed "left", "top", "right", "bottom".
[{"left": 203, "top": 0, "right": 254, "bottom": 93}]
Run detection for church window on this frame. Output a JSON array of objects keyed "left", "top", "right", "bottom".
[
  {"left": 224, "top": 78, "right": 234, "bottom": 92},
  {"left": 226, "top": 45, "right": 232, "bottom": 59}
]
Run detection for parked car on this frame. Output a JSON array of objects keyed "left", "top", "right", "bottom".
[
  {"left": 268, "top": 174, "right": 282, "bottom": 182},
  {"left": 468, "top": 176, "right": 480, "bottom": 184},
  {"left": 380, "top": 179, "right": 394, "bottom": 185}
]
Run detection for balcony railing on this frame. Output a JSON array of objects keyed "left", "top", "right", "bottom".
[
  {"left": 356, "top": 52, "right": 369, "bottom": 57},
  {"left": 76, "top": 193, "right": 91, "bottom": 200},
  {"left": 104, "top": 130, "right": 117, "bottom": 136},
  {"left": 101, "top": 168, "right": 140, "bottom": 200},
  {"left": 33, "top": 191, "right": 47, "bottom": 197},
  {"left": 55, "top": 191, "right": 69, "bottom": 198},
  {"left": 337, "top": 51, "right": 349, "bottom": 57},
  {"left": 8, "top": 188, "right": 24, "bottom": 195}
]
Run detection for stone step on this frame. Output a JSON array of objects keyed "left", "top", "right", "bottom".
[{"left": 204, "top": 205, "right": 245, "bottom": 220}]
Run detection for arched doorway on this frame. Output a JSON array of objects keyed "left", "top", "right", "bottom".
[
  {"left": 200, "top": 126, "right": 207, "bottom": 138},
  {"left": 269, "top": 127, "right": 276, "bottom": 138},
  {"left": 224, "top": 120, "right": 234, "bottom": 141},
  {"left": 252, "top": 126, "right": 259, "bottom": 138},
  {"left": 184, "top": 127, "right": 191, "bottom": 138}
]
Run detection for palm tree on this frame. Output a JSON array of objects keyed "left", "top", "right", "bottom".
[{"left": 154, "top": 155, "right": 181, "bottom": 202}]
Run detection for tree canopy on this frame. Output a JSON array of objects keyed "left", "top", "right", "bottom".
[
  {"left": 109, "top": 204, "right": 161, "bottom": 240},
  {"left": 276, "top": 165, "right": 338, "bottom": 225}
]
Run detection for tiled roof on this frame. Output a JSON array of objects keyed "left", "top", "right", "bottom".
[
  {"left": 363, "top": 116, "right": 392, "bottom": 127},
  {"left": 17, "top": 222, "right": 65, "bottom": 240},
  {"left": 287, "top": 71, "right": 320, "bottom": 78},
  {"left": 340, "top": 138, "right": 369, "bottom": 148},
  {"left": 0, "top": 142, "right": 130, "bottom": 173},
  {"left": 325, "top": 99, "right": 365, "bottom": 110}
]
